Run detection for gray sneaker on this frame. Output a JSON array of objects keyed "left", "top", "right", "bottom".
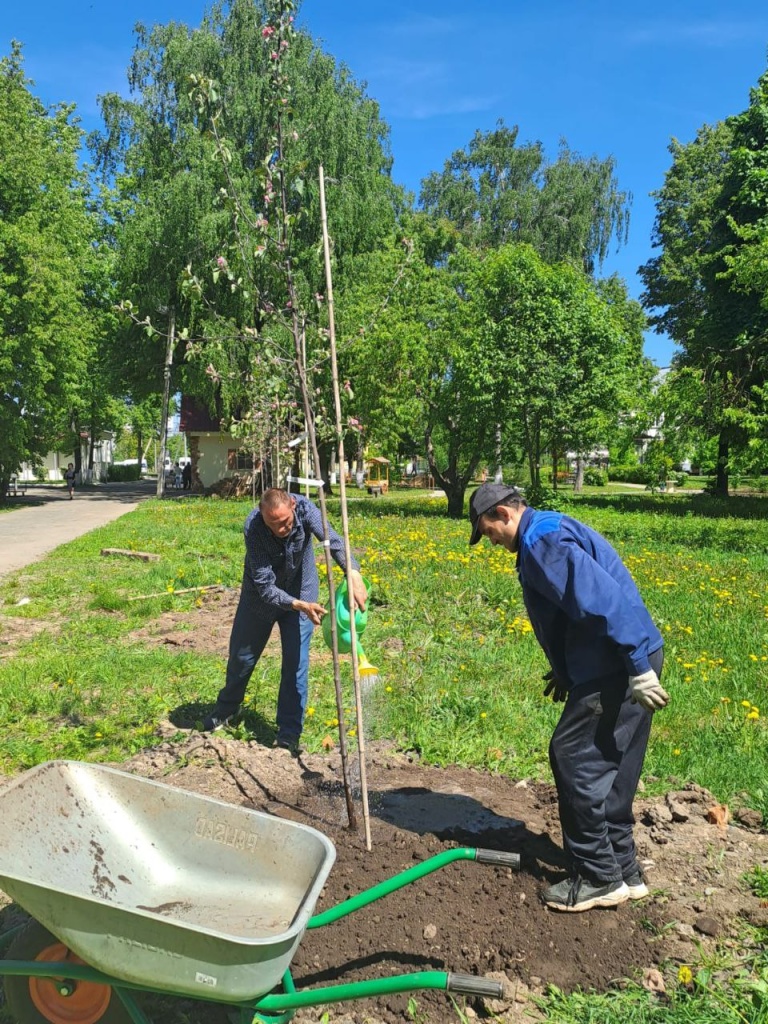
[
  {"left": 624, "top": 869, "right": 650, "bottom": 900},
  {"left": 544, "top": 876, "right": 630, "bottom": 912},
  {"left": 201, "top": 707, "right": 239, "bottom": 732}
]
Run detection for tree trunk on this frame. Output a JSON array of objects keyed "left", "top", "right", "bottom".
[
  {"left": 319, "top": 444, "right": 333, "bottom": 499},
  {"left": 494, "top": 423, "right": 503, "bottom": 483},
  {"left": 424, "top": 422, "right": 481, "bottom": 519},
  {"left": 445, "top": 486, "right": 466, "bottom": 518},
  {"left": 715, "top": 429, "right": 729, "bottom": 497},
  {"left": 317, "top": 440, "right": 334, "bottom": 496},
  {"left": 574, "top": 456, "right": 584, "bottom": 493},
  {"left": 157, "top": 309, "right": 175, "bottom": 499}
]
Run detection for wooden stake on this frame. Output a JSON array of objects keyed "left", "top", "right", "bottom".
[
  {"left": 319, "top": 164, "right": 372, "bottom": 852},
  {"left": 276, "top": 137, "right": 358, "bottom": 832}
]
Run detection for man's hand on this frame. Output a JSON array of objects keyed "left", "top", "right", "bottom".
[
  {"left": 629, "top": 669, "right": 669, "bottom": 710},
  {"left": 292, "top": 599, "right": 327, "bottom": 626},
  {"left": 542, "top": 669, "right": 567, "bottom": 702},
  {"left": 349, "top": 569, "right": 368, "bottom": 612}
]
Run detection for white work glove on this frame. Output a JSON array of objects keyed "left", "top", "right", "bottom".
[{"left": 629, "top": 669, "right": 669, "bottom": 710}]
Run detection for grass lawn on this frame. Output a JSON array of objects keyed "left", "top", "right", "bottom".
[
  {"left": 1, "top": 489, "right": 767, "bottom": 816},
  {"left": 1, "top": 488, "right": 767, "bottom": 1023}
]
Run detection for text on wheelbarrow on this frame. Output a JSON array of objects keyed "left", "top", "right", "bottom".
[{"left": 195, "top": 814, "right": 261, "bottom": 851}]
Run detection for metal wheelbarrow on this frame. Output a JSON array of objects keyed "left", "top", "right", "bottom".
[{"left": 0, "top": 761, "right": 520, "bottom": 1024}]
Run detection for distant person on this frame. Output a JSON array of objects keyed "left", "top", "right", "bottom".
[
  {"left": 203, "top": 488, "right": 367, "bottom": 752},
  {"left": 182, "top": 461, "right": 192, "bottom": 490},
  {"left": 174, "top": 462, "right": 183, "bottom": 489},
  {"left": 467, "top": 483, "right": 668, "bottom": 913},
  {"left": 64, "top": 463, "right": 76, "bottom": 500}
]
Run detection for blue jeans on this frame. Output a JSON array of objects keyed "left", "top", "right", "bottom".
[{"left": 216, "top": 598, "right": 315, "bottom": 740}]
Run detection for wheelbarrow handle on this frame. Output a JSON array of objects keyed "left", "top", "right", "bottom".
[
  {"left": 447, "top": 973, "right": 504, "bottom": 999},
  {"left": 475, "top": 849, "right": 521, "bottom": 870}
]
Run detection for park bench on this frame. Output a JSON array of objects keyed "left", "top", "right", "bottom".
[{"left": 6, "top": 476, "right": 26, "bottom": 498}]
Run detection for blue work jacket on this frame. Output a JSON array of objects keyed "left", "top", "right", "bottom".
[{"left": 516, "top": 508, "right": 663, "bottom": 688}]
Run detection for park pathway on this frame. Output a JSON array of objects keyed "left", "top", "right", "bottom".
[{"left": 0, "top": 480, "right": 157, "bottom": 578}]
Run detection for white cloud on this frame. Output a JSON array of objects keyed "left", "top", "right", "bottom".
[
  {"left": 365, "top": 55, "right": 499, "bottom": 120},
  {"left": 625, "top": 19, "right": 763, "bottom": 48},
  {"left": 404, "top": 94, "right": 500, "bottom": 121}
]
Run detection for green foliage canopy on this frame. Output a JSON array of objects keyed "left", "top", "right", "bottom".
[
  {"left": 419, "top": 120, "right": 631, "bottom": 275},
  {"left": 0, "top": 45, "right": 103, "bottom": 494}
]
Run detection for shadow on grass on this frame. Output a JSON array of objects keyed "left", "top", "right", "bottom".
[
  {"left": 169, "top": 701, "right": 277, "bottom": 747},
  {"left": 0, "top": 497, "right": 48, "bottom": 509},
  {"left": 326, "top": 493, "right": 450, "bottom": 520},
  {"left": 574, "top": 491, "right": 768, "bottom": 521},
  {"left": 330, "top": 489, "right": 768, "bottom": 525}
]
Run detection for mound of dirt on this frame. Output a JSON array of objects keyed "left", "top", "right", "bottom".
[{"left": 115, "top": 730, "right": 768, "bottom": 1024}]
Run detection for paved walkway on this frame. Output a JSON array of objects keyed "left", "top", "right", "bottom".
[{"left": 0, "top": 481, "right": 158, "bottom": 578}]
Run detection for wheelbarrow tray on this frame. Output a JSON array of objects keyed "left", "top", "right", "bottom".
[{"left": 0, "top": 761, "right": 335, "bottom": 1002}]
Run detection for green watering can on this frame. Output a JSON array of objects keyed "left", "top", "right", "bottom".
[{"left": 322, "top": 576, "right": 379, "bottom": 680}]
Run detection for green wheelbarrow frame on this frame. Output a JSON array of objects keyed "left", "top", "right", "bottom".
[{"left": 0, "top": 846, "right": 519, "bottom": 1024}]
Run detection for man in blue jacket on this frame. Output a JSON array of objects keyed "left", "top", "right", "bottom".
[
  {"left": 469, "top": 482, "right": 668, "bottom": 912},
  {"left": 204, "top": 488, "right": 366, "bottom": 750}
]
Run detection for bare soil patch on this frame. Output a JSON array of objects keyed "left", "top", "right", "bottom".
[
  {"left": 128, "top": 588, "right": 240, "bottom": 656},
  {"left": 110, "top": 730, "right": 768, "bottom": 1024},
  {"left": 0, "top": 614, "right": 53, "bottom": 658},
  {"left": 4, "top": 592, "right": 767, "bottom": 1023},
  {"left": 127, "top": 586, "right": 336, "bottom": 666}
]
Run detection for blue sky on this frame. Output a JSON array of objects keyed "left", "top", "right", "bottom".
[{"left": 5, "top": 1, "right": 768, "bottom": 366}]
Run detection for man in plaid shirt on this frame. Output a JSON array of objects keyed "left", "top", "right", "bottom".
[{"left": 203, "top": 488, "right": 367, "bottom": 749}]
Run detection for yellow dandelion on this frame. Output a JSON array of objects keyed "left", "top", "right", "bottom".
[
  {"left": 747, "top": 710, "right": 759, "bottom": 720},
  {"left": 742, "top": 700, "right": 752, "bottom": 708},
  {"left": 306, "top": 707, "right": 315, "bottom": 717},
  {"left": 480, "top": 712, "right": 487, "bottom": 719},
  {"left": 673, "top": 748, "right": 681, "bottom": 756},
  {"left": 678, "top": 966, "right": 693, "bottom": 985},
  {"left": 385, "top": 685, "right": 393, "bottom": 693}
]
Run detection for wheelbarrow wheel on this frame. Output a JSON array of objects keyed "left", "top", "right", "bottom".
[{"left": 4, "top": 920, "right": 133, "bottom": 1024}]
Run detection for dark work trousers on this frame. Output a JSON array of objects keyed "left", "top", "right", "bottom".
[
  {"left": 548, "top": 647, "right": 664, "bottom": 883},
  {"left": 215, "top": 595, "right": 315, "bottom": 741}
]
